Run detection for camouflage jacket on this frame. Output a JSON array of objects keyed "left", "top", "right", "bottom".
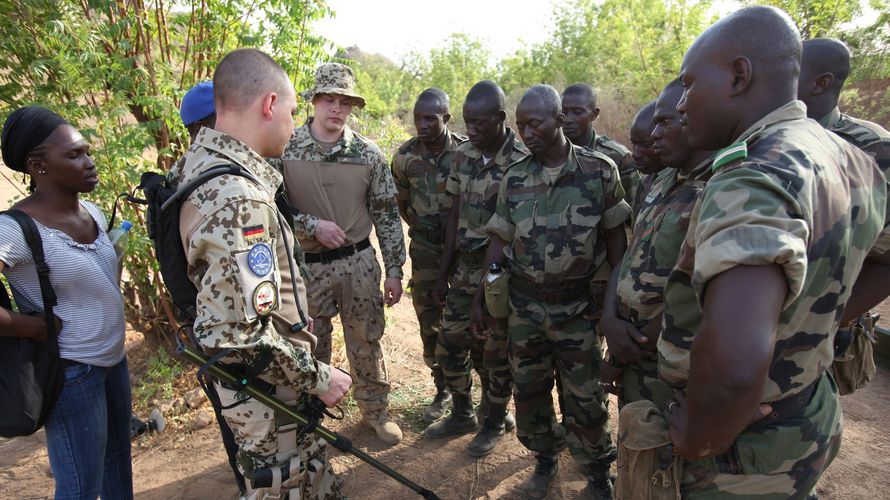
[
  {"left": 391, "top": 130, "right": 467, "bottom": 242},
  {"left": 616, "top": 158, "right": 711, "bottom": 329},
  {"left": 169, "top": 128, "right": 331, "bottom": 395},
  {"left": 658, "top": 101, "right": 890, "bottom": 402},
  {"left": 276, "top": 121, "right": 406, "bottom": 279},
  {"left": 820, "top": 106, "right": 890, "bottom": 174},
  {"left": 445, "top": 127, "right": 529, "bottom": 253},
  {"left": 587, "top": 131, "right": 640, "bottom": 211},
  {"left": 486, "top": 144, "right": 631, "bottom": 321}
]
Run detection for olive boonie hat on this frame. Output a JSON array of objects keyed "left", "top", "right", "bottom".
[{"left": 301, "top": 62, "right": 366, "bottom": 109}]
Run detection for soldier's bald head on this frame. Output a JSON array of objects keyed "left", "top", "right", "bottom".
[
  {"left": 563, "top": 83, "right": 597, "bottom": 109},
  {"left": 465, "top": 80, "right": 506, "bottom": 113},
  {"left": 798, "top": 38, "right": 851, "bottom": 118},
  {"left": 416, "top": 88, "right": 450, "bottom": 114},
  {"left": 214, "top": 48, "right": 292, "bottom": 112},
  {"left": 684, "top": 6, "right": 801, "bottom": 85},
  {"left": 519, "top": 85, "right": 562, "bottom": 118},
  {"left": 678, "top": 6, "right": 802, "bottom": 149},
  {"left": 632, "top": 100, "right": 656, "bottom": 131}
]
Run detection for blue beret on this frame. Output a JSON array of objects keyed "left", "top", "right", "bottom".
[{"left": 180, "top": 81, "right": 215, "bottom": 126}]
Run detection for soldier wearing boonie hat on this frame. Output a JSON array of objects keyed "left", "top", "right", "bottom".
[{"left": 273, "top": 62, "right": 407, "bottom": 446}]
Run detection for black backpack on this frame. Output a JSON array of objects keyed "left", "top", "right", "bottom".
[
  {"left": 136, "top": 164, "right": 259, "bottom": 324},
  {"left": 0, "top": 209, "right": 64, "bottom": 438}
]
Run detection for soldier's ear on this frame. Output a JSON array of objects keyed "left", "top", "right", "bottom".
[
  {"left": 812, "top": 72, "right": 835, "bottom": 96},
  {"left": 260, "top": 92, "right": 277, "bottom": 121},
  {"left": 496, "top": 109, "right": 507, "bottom": 124},
  {"left": 555, "top": 112, "right": 566, "bottom": 128},
  {"left": 442, "top": 112, "right": 451, "bottom": 125},
  {"left": 729, "top": 56, "right": 753, "bottom": 96},
  {"left": 591, "top": 107, "right": 600, "bottom": 121}
]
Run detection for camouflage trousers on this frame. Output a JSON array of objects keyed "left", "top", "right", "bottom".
[
  {"left": 216, "top": 383, "right": 341, "bottom": 499},
  {"left": 408, "top": 238, "right": 446, "bottom": 386},
  {"left": 307, "top": 246, "right": 391, "bottom": 418},
  {"left": 619, "top": 353, "right": 674, "bottom": 409},
  {"left": 436, "top": 252, "right": 513, "bottom": 405},
  {"left": 680, "top": 373, "right": 842, "bottom": 499},
  {"left": 508, "top": 295, "right": 615, "bottom": 467}
]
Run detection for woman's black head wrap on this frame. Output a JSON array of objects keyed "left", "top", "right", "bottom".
[{"left": 1, "top": 106, "right": 70, "bottom": 173}]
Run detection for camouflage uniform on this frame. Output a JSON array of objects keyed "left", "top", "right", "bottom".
[
  {"left": 437, "top": 129, "right": 527, "bottom": 407},
  {"left": 172, "top": 128, "right": 339, "bottom": 499},
  {"left": 614, "top": 158, "right": 711, "bottom": 408},
  {"left": 820, "top": 106, "right": 890, "bottom": 174},
  {"left": 277, "top": 121, "right": 406, "bottom": 421},
  {"left": 658, "top": 101, "right": 890, "bottom": 498},
  {"left": 486, "top": 145, "right": 631, "bottom": 467},
  {"left": 588, "top": 132, "right": 640, "bottom": 211},
  {"left": 391, "top": 131, "right": 466, "bottom": 388}
]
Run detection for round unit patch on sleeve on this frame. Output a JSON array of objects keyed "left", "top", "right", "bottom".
[
  {"left": 252, "top": 280, "right": 278, "bottom": 317},
  {"left": 247, "top": 243, "right": 274, "bottom": 277}
]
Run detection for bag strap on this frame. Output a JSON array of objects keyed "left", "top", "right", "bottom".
[{"left": 1, "top": 209, "right": 59, "bottom": 351}]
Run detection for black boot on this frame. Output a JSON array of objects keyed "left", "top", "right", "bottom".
[
  {"left": 467, "top": 402, "right": 509, "bottom": 457},
  {"left": 477, "top": 380, "right": 515, "bottom": 431},
  {"left": 423, "top": 370, "right": 452, "bottom": 423},
  {"left": 585, "top": 464, "right": 614, "bottom": 500},
  {"left": 424, "top": 392, "right": 478, "bottom": 439},
  {"left": 522, "top": 453, "right": 559, "bottom": 499}
]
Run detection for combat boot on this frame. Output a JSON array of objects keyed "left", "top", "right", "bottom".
[
  {"left": 521, "top": 453, "right": 558, "bottom": 499},
  {"left": 424, "top": 392, "right": 478, "bottom": 439},
  {"left": 466, "top": 402, "right": 509, "bottom": 457},
  {"left": 363, "top": 411, "right": 402, "bottom": 446},
  {"left": 585, "top": 464, "right": 614, "bottom": 499},
  {"left": 477, "top": 391, "right": 515, "bottom": 431},
  {"left": 423, "top": 370, "right": 452, "bottom": 423}
]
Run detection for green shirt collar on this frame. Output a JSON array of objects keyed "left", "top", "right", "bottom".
[{"left": 711, "top": 100, "right": 807, "bottom": 171}]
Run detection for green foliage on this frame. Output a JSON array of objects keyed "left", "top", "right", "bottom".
[
  {"left": 748, "top": 0, "right": 861, "bottom": 38},
  {"left": 132, "top": 347, "right": 184, "bottom": 409},
  {"left": 843, "top": 0, "right": 890, "bottom": 83},
  {"left": 0, "top": 0, "right": 332, "bottom": 332}
]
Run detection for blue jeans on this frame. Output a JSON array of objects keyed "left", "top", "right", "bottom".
[{"left": 45, "top": 358, "right": 133, "bottom": 500}]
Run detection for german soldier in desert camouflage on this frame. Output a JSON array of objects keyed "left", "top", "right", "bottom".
[
  {"left": 391, "top": 88, "right": 467, "bottom": 423},
  {"left": 275, "top": 62, "right": 406, "bottom": 446},
  {"left": 173, "top": 48, "right": 351, "bottom": 499}
]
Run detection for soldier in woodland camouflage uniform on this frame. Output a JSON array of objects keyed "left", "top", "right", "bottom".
[
  {"left": 627, "top": 100, "right": 665, "bottom": 215},
  {"left": 562, "top": 83, "right": 640, "bottom": 209},
  {"left": 275, "top": 62, "right": 406, "bottom": 445},
  {"left": 174, "top": 49, "right": 351, "bottom": 500},
  {"left": 601, "top": 81, "right": 712, "bottom": 409},
  {"left": 649, "top": 8, "right": 890, "bottom": 498},
  {"left": 484, "top": 85, "right": 630, "bottom": 499},
  {"left": 391, "top": 88, "right": 467, "bottom": 422},
  {"left": 426, "top": 81, "right": 523, "bottom": 458},
  {"left": 798, "top": 38, "right": 890, "bottom": 175}
]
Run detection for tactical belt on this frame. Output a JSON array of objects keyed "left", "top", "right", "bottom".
[
  {"left": 409, "top": 226, "right": 445, "bottom": 245},
  {"left": 745, "top": 378, "right": 818, "bottom": 432},
  {"left": 510, "top": 274, "right": 591, "bottom": 304},
  {"left": 303, "top": 237, "right": 371, "bottom": 264}
]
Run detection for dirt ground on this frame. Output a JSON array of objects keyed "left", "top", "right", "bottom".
[{"left": 1, "top": 230, "right": 889, "bottom": 499}]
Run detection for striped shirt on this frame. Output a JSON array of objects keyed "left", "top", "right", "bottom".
[{"left": 0, "top": 200, "right": 125, "bottom": 367}]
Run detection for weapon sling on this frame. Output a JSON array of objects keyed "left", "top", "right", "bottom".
[{"left": 177, "top": 343, "right": 441, "bottom": 500}]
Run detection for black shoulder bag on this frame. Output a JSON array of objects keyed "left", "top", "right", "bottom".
[{"left": 0, "top": 209, "right": 64, "bottom": 438}]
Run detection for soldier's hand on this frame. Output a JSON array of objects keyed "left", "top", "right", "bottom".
[
  {"left": 315, "top": 220, "right": 347, "bottom": 249},
  {"left": 384, "top": 277, "right": 403, "bottom": 306},
  {"left": 470, "top": 299, "right": 491, "bottom": 340},
  {"left": 599, "top": 314, "right": 647, "bottom": 364},
  {"left": 318, "top": 368, "right": 353, "bottom": 408},
  {"left": 432, "top": 279, "right": 448, "bottom": 305}
]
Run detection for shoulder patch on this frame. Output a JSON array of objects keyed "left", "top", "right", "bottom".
[{"left": 711, "top": 141, "right": 748, "bottom": 171}]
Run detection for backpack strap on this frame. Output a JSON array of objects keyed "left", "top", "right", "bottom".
[
  {"left": 161, "top": 164, "right": 259, "bottom": 212},
  {"left": 1, "top": 209, "right": 59, "bottom": 353}
]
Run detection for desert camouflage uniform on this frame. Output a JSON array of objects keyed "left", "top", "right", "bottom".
[
  {"left": 391, "top": 131, "right": 466, "bottom": 388},
  {"left": 820, "top": 106, "right": 890, "bottom": 174},
  {"left": 172, "top": 128, "right": 339, "bottom": 499},
  {"left": 658, "top": 101, "right": 890, "bottom": 498},
  {"left": 437, "top": 129, "right": 527, "bottom": 406},
  {"left": 277, "top": 121, "right": 406, "bottom": 420},
  {"left": 486, "top": 145, "right": 631, "bottom": 467},
  {"left": 614, "top": 158, "right": 710, "bottom": 408}
]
